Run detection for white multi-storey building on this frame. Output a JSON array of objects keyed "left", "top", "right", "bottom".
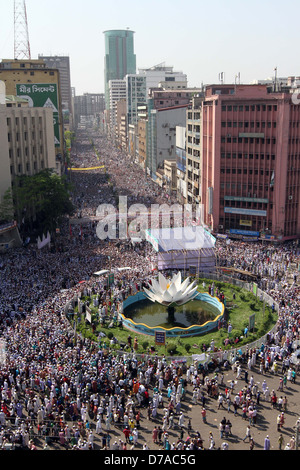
[
  {"left": 138, "top": 64, "right": 188, "bottom": 92},
  {"left": 108, "top": 79, "right": 126, "bottom": 131},
  {"left": 125, "top": 74, "right": 147, "bottom": 126}
]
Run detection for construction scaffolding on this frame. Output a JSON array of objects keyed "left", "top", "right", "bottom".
[{"left": 146, "top": 226, "right": 216, "bottom": 273}]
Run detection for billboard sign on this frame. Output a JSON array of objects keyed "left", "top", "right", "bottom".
[
  {"left": 16, "top": 83, "right": 61, "bottom": 147},
  {"left": 224, "top": 207, "right": 267, "bottom": 217}
]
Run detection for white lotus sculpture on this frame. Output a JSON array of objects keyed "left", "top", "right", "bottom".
[{"left": 144, "top": 272, "right": 198, "bottom": 307}]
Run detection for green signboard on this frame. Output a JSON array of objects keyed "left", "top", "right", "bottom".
[
  {"left": 252, "top": 283, "right": 257, "bottom": 296},
  {"left": 107, "top": 273, "right": 114, "bottom": 287},
  {"left": 249, "top": 313, "right": 256, "bottom": 332},
  {"left": 16, "top": 83, "right": 61, "bottom": 147}
]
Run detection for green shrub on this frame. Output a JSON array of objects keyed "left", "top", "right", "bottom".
[{"left": 167, "top": 342, "right": 178, "bottom": 355}]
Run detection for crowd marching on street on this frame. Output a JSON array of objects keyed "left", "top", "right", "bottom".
[{"left": 0, "top": 130, "right": 299, "bottom": 451}]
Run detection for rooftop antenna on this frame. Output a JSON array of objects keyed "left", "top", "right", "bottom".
[
  {"left": 235, "top": 72, "right": 240, "bottom": 85},
  {"left": 274, "top": 66, "right": 278, "bottom": 92},
  {"left": 219, "top": 72, "right": 225, "bottom": 84},
  {"left": 14, "top": 0, "right": 31, "bottom": 60}
]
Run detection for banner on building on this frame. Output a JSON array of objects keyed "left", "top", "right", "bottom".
[
  {"left": 16, "top": 83, "right": 61, "bottom": 147},
  {"left": 240, "top": 219, "right": 252, "bottom": 227}
]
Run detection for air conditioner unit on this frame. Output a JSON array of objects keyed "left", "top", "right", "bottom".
[
  {"left": 219, "top": 225, "right": 223, "bottom": 229},
  {"left": 289, "top": 195, "right": 293, "bottom": 200}
]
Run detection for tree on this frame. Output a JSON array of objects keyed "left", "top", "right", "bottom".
[
  {"left": 13, "top": 169, "right": 74, "bottom": 234},
  {"left": 0, "top": 188, "right": 15, "bottom": 223}
]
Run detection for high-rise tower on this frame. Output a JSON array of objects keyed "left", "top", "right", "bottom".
[
  {"left": 103, "top": 29, "right": 136, "bottom": 109},
  {"left": 14, "top": 0, "right": 31, "bottom": 60}
]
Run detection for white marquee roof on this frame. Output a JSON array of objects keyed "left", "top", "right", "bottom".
[{"left": 145, "top": 226, "right": 216, "bottom": 253}]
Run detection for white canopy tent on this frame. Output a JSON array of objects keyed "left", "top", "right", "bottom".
[{"left": 145, "top": 226, "right": 216, "bottom": 273}]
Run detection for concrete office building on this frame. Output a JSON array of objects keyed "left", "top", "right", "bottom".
[
  {"left": 38, "top": 55, "right": 73, "bottom": 130},
  {"left": 104, "top": 29, "right": 136, "bottom": 110},
  {"left": 137, "top": 105, "right": 148, "bottom": 168},
  {"left": 74, "top": 93, "right": 105, "bottom": 129},
  {"left": 0, "top": 85, "right": 56, "bottom": 201},
  {"left": 138, "top": 64, "right": 187, "bottom": 92},
  {"left": 0, "top": 59, "right": 64, "bottom": 161},
  {"left": 147, "top": 105, "right": 188, "bottom": 180},
  {"left": 186, "top": 94, "right": 204, "bottom": 205},
  {"left": 108, "top": 79, "right": 127, "bottom": 137},
  {"left": 176, "top": 125, "right": 187, "bottom": 203},
  {"left": 201, "top": 83, "right": 300, "bottom": 241},
  {"left": 126, "top": 74, "right": 147, "bottom": 126},
  {"left": 146, "top": 88, "right": 202, "bottom": 179}
]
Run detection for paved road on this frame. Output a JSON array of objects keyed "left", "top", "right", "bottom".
[{"left": 29, "top": 359, "right": 300, "bottom": 452}]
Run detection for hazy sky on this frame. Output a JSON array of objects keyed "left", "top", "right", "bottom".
[{"left": 1, "top": 0, "right": 299, "bottom": 95}]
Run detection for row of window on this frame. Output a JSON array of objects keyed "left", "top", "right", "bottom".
[
  {"left": 221, "top": 153, "right": 276, "bottom": 160},
  {"left": 220, "top": 183, "right": 271, "bottom": 191},
  {"left": 220, "top": 168, "right": 273, "bottom": 176},
  {"left": 7, "top": 117, "right": 43, "bottom": 126},
  {"left": 221, "top": 136, "right": 276, "bottom": 144},
  {"left": 219, "top": 217, "right": 272, "bottom": 229},
  {"left": 10, "top": 160, "right": 44, "bottom": 175},
  {"left": 221, "top": 121, "right": 276, "bottom": 128},
  {"left": 8, "top": 131, "right": 44, "bottom": 142},
  {"left": 220, "top": 200, "right": 269, "bottom": 210},
  {"left": 221, "top": 104, "right": 277, "bottom": 112},
  {"left": 9, "top": 146, "right": 44, "bottom": 158}
]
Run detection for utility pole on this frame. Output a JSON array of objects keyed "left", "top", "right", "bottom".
[{"left": 14, "top": 0, "right": 31, "bottom": 60}]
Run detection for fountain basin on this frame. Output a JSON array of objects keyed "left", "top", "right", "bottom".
[{"left": 119, "top": 291, "right": 225, "bottom": 338}]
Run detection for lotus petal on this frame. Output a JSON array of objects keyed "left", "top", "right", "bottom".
[
  {"left": 172, "top": 272, "right": 182, "bottom": 291},
  {"left": 151, "top": 278, "right": 164, "bottom": 295},
  {"left": 143, "top": 287, "right": 158, "bottom": 303},
  {"left": 173, "top": 290, "right": 185, "bottom": 302},
  {"left": 167, "top": 281, "right": 179, "bottom": 298},
  {"left": 162, "top": 289, "right": 174, "bottom": 303},
  {"left": 182, "top": 281, "right": 197, "bottom": 297},
  {"left": 158, "top": 272, "right": 169, "bottom": 291},
  {"left": 179, "top": 277, "right": 191, "bottom": 293}
]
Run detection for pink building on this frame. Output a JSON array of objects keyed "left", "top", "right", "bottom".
[{"left": 201, "top": 84, "right": 300, "bottom": 241}]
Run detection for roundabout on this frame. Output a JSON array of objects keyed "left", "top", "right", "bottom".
[
  {"left": 71, "top": 272, "right": 277, "bottom": 355},
  {"left": 120, "top": 272, "right": 224, "bottom": 338}
]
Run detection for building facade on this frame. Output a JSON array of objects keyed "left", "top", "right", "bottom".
[
  {"left": 104, "top": 29, "right": 136, "bottom": 110},
  {"left": 147, "top": 105, "right": 188, "bottom": 179},
  {"left": 74, "top": 93, "right": 105, "bottom": 129},
  {"left": 0, "top": 59, "right": 64, "bottom": 160},
  {"left": 201, "top": 84, "right": 300, "bottom": 241},
  {"left": 0, "top": 99, "right": 56, "bottom": 201},
  {"left": 186, "top": 95, "right": 204, "bottom": 205},
  {"left": 138, "top": 64, "right": 187, "bottom": 92},
  {"left": 126, "top": 74, "right": 147, "bottom": 126},
  {"left": 176, "top": 125, "right": 187, "bottom": 203},
  {"left": 38, "top": 55, "right": 73, "bottom": 130},
  {"left": 108, "top": 79, "right": 127, "bottom": 134}
]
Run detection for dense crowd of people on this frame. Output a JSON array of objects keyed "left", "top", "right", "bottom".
[{"left": 0, "top": 130, "right": 299, "bottom": 451}]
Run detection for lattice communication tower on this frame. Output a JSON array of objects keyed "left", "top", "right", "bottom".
[{"left": 14, "top": 0, "right": 31, "bottom": 60}]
